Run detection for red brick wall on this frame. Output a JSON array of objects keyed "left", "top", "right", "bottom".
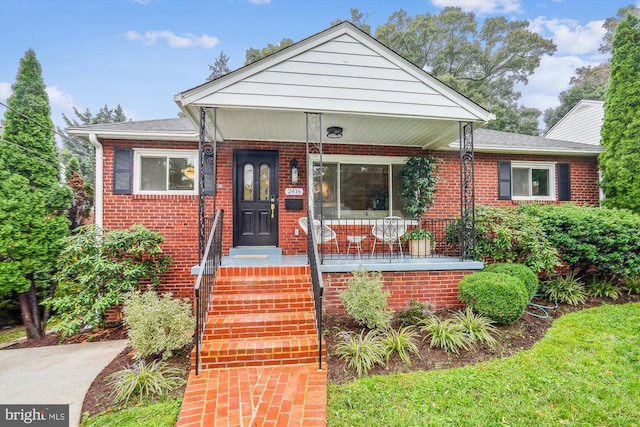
[
  {"left": 322, "top": 270, "right": 474, "bottom": 315},
  {"left": 99, "top": 137, "right": 600, "bottom": 301},
  {"left": 101, "top": 139, "right": 199, "bottom": 301}
]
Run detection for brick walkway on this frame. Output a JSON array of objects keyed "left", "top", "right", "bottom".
[{"left": 176, "top": 266, "right": 327, "bottom": 426}]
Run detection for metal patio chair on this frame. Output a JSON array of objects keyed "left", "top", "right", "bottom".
[
  {"left": 371, "top": 216, "right": 407, "bottom": 257},
  {"left": 298, "top": 217, "right": 340, "bottom": 253}
]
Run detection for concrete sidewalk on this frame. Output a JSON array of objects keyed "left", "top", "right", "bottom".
[{"left": 0, "top": 339, "right": 129, "bottom": 427}]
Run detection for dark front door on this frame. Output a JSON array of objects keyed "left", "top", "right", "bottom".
[{"left": 234, "top": 150, "right": 278, "bottom": 246}]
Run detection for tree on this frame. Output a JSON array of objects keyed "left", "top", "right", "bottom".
[
  {"left": 245, "top": 38, "right": 294, "bottom": 65},
  {"left": 599, "top": 14, "right": 640, "bottom": 213},
  {"left": 544, "top": 5, "right": 639, "bottom": 131},
  {"left": 375, "top": 7, "right": 555, "bottom": 135},
  {"left": 66, "top": 157, "right": 92, "bottom": 231},
  {"left": 207, "top": 51, "right": 230, "bottom": 81},
  {"left": 0, "top": 49, "right": 72, "bottom": 339},
  {"left": 332, "top": 8, "right": 372, "bottom": 35},
  {"left": 58, "top": 104, "right": 128, "bottom": 185}
]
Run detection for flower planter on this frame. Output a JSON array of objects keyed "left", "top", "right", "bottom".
[{"left": 408, "top": 237, "right": 431, "bottom": 257}]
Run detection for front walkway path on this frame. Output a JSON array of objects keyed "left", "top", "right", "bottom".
[{"left": 177, "top": 364, "right": 326, "bottom": 427}]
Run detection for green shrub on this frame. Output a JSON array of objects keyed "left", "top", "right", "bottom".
[
  {"left": 473, "top": 205, "right": 560, "bottom": 275},
  {"left": 381, "top": 326, "right": 421, "bottom": 366},
  {"left": 586, "top": 277, "right": 622, "bottom": 300},
  {"left": 542, "top": 273, "right": 587, "bottom": 306},
  {"left": 484, "top": 263, "right": 539, "bottom": 300},
  {"left": 106, "top": 358, "right": 186, "bottom": 403},
  {"left": 519, "top": 203, "right": 640, "bottom": 278},
  {"left": 123, "top": 291, "right": 195, "bottom": 360},
  {"left": 419, "top": 316, "right": 471, "bottom": 354},
  {"left": 339, "top": 267, "right": 394, "bottom": 330},
  {"left": 458, "top": 272, "right": 528, "bottom": 324},
  {"left": 396, "top": 300, "right": 433, "bottom": 326},
  {"left": 452, "top": 307, "right": 500, "bottom": 347},
  {"left": 49, "top": 225, "right": 172, "bottom": 337},
  {"left": 333, "top": 330, "right": 386, "bottom": 377}
]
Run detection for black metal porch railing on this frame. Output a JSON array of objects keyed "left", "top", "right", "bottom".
[
  {"left": 306, "top": 209, "right": 324, "bottom": 370},
  {"left": 194, "top": 209, "right": 224, "bottom": 376},
  {"left": 315, "top": 217, "right": 462, "bottom": 261}
]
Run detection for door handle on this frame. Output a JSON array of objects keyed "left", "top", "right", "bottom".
[{"left": 270, "top": 196, "right": 276, "bottom": 219}]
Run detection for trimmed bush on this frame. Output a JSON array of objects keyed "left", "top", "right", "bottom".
[
  {"left": 484, "top": 263, "right": 539, "bottom": 300},
  {"left": 458, "top": 272, "right": 528, "bottom": 324},
  {"left": 123, "top": 291, "right": 195, "bottom": 360},
  {"left": 340, "top": 267, "right": 394, "bottom": 330},
  {"left": 518, "top": 203, "right": 640, "bottom": 279}
]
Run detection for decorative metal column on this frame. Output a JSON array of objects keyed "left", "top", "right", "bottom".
[
  {"left": 305, "top": 112, "right": 323, "bottom": 260},
  {"left": 459, "top": 121, "right": 476, "bottom": 260},
  {"left": 198, "top": 107, "right": 217, "bottom": 262}
]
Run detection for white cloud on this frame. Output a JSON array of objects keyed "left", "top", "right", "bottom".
[
  {"left": 0, "top": 81, "right": 11, "bottom": 102},
  {"left": 126, "top": 30, "right": 219, "bottom": 48},
  {"left": 516, "top": 55, "right": 600, "bottom": 112},
  {"left": 430, "top": 0, "right": 523, "bottom": 14},
  {"left": 529, "top": 17, "right": 606, "bottom": 56},
  {"left": 46, "top": 86, "right": 76, "bottom": 113}
]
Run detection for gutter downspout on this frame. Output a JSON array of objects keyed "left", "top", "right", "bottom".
[{"left": 88, "top": 133, "right": 103, "bottom": 229}]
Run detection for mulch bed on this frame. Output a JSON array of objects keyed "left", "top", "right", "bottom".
[{"left": 2, "top": 293, "right": 638, "bottom": 418}]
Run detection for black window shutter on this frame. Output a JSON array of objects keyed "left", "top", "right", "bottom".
[
  {"left": 498, "top": 161, "right": 512, "bottom": 200},
  {"left": 558, "top": 163, "right": 571, "bottom": 201},
  {"left": 113, "top": 148, "right": 133, "bottom": 194}
]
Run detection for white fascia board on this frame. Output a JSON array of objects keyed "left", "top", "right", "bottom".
[
  {"left": 443, "top": 144, "right": 603, "bottom": 156},
  {"left": 67, "top": 129, "right": 198, "bottom": 141}
]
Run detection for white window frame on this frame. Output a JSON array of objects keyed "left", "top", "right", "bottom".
[
  {"left": 133, "top": 149, "right": 198, "bottom": 195},
  {"left": 511, "top": 161, "right": 556, "bottom": 201},
  {"left": 308, "top": 154, "right": 408, "bottom": 223}
]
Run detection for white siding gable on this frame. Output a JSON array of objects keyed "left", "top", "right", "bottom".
[{"left": 544, "top": 100, "right": 604, "bottom": 145}]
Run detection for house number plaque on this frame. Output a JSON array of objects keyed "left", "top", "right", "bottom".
[{"left": 285, "top": 188, "right": 303, "bottom": 196}]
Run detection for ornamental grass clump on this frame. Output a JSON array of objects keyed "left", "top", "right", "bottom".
[
  {"left": 586, "top": 277, "right": 623, "bottom": 300},
  {"left": 419, "top": 316, "right": 471, "bottom": 355},
  {"left": 458, "top": 272, "right": 528, "bottom": 324},
  {"left": 334, "top": 330, "right": 386, "bottom": 377},
  {"left": 380, "top": 326, "right": 421, "bottom": 366},
  {"left": 542, "top": 272, "right": 587, "bottom": 306},
  {"left": 123, "top": 290, "right": 195, "bottom": 360},
  {"left": 339, "top": 267, "right": 394, "bottom": 330},
  {"left": 106, "top": 358, "right": 186, "bottom": 403},
  {"left": 452, "top": 307, "right": 500, "bottom": 348}
]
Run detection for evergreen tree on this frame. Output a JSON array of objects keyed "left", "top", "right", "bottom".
[
  {"left": 207, "top": 51, "right": 230, "bottom": 81},
  {"left": 599, "top": 14, "right": 640, "bottom": 213},
  {"left": 0, "top": 49, "right": 72, "bottom": 338}
]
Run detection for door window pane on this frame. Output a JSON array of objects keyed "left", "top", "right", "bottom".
[
  {"left": 259, "top": 164, "right": 270, "bottom": 201},
  {"left": 243, "top": 164, "right": 254, "bottom": 201},
  {"left": 141, "top": 157, "right": 167, "bottom": 191}
]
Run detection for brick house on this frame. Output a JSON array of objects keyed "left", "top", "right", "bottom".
[{"left": 68, "top": 22, "right": 602, "bottom": 314}]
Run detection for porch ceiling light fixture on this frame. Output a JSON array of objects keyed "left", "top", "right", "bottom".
[{"left": 327, "top": 126, "right": 343, "bottom": 139}]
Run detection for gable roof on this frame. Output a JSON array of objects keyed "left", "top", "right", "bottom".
[
  {"left": 450, "top": 128, "right": 603, "bottom": 156},
  {"left": 67, "top": 118, "right": 198, "bottom": 141},
  {"left": 174, "top": 22, "right": 494, "bottom": 149},
  {"left": 543, "top": 100, "right": 604, "bottom": 145}
]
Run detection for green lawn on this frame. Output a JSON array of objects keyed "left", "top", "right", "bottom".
[
  {"left": 328, "top": 303, "right": 640, "bottom": 426},
  {"left": 80, "top": 398, "right": 181, "bottom": 427}
]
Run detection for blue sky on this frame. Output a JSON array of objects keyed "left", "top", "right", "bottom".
[{"left": 0, "top": 0, "right": 637, "bottom": 133}]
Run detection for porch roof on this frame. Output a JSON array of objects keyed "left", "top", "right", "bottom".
[{"left": 174, "top": 22, "right": 495, "bottom": 150}]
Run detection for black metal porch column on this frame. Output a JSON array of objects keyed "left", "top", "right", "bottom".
[
  {"left": 305, "top": 112, "right": 323, "bottom": 261},
  {"left": 459, "top": 121, "right": 476, "bottom": 260},
  {"left": 198, "top": 106, "right": 217, "bottom": 262}
]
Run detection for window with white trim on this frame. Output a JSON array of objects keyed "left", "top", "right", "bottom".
[
  {"left": 510, "top": 161, "right": 556, "bottom": 200},
  {"left": 311, "top": 155, "right": 407, "bottom": 219},
  {"left": 134, "top": 149, "right": 198, "bottom": 194}
]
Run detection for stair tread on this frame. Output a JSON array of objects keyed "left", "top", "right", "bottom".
[
  {"left": 207, "top": 311, "right": 316, "bottom": 324},
  {"left": 200, "top": 334, "right": 319, "bottom": 353}
]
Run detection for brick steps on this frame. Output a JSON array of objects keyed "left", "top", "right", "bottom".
[
  {"left": 203, "top": 312, "right": 316, "bottom": 339},
  {"left": 210, "top": 291, "right": 315, "bottom": 314}
]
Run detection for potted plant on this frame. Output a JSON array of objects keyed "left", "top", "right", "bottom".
[{"left": 398, "top": 155, "right": 438, "bottom": 256}]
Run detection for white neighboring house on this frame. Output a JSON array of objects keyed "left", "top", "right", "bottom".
[
  {"left": 545, "top": 99, "right": 605, "bottom": 202},
  {"left": 544, "top": 100, "right": 605, "bottom": 145}
]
